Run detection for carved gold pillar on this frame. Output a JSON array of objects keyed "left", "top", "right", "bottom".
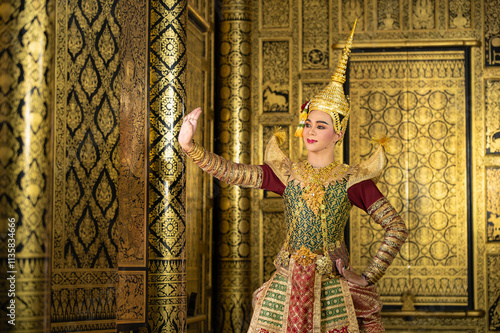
[
  {"left": 148, "top": 0, "right": 187, "bottom": 331},
  {"left": 0, "top": 1, "right": 53, "bottom": 332},
  {"left": 216, "top": 1, "right": 253, "bottom": 331}
]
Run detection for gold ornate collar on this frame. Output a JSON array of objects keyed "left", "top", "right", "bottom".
[{"left": 291, "top": 160, "right": 349, "bottom": 214}]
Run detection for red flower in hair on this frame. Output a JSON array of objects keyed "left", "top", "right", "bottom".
[{"left": 301, "top": 100, "right": 310, "bottom": 112}]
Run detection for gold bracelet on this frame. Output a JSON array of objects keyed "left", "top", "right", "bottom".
[{"left": 184, "top": 142, "right": 205, "bottom": 161}]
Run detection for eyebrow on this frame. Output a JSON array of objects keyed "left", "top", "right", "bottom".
[{"left": 306, "top": 118, "right": 330, "bottom": 125}]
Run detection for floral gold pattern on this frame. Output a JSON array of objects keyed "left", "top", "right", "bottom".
[
  {"left": 148, "top": 0, "right": 188, "bottom": 331},
  {"left": 292, "top": 160, "right": 348, "bottom": 214},
  {"left": 292, "top": 246, "right": 318, "bottom": 267}
]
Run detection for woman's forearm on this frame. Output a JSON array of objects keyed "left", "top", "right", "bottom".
[{"left": 184, "top": 142, "right": 263, "bottom": 188}]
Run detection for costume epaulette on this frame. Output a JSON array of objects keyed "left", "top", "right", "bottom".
[
  {"left": 346, "top": 142, "right": 386, "bottom": 189},
  {"left": 264, "top": 129, "right": 291, "bottom": 185}
]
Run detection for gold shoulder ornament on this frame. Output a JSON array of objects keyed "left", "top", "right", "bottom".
[
  {"left": 346, "top": 136, "right": 390, "bottom": 189},
  {"left": 264, "top": 127, "right": 292, "bottom": 185}
]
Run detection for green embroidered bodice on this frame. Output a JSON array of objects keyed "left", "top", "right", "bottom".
[{"left": 283, "top": 178, "right": 352, "bottom": 253}]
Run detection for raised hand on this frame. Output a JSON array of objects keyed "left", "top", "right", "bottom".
[
  {"left": 336, "top": 259, "right": 368, "bottom": 287},
  {"left": 178, "top": 107, "right": 202, "bottom": 150}
]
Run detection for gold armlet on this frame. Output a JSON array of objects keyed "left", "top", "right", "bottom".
[
  {"left": 184, "top": 142, "right": 205, "bottom": 161},
  {"left": 185, "top": 142, "right": 263, "bottom": 188},
  {"left": 362, "top": 197, "right": 408, "bottom": 284}
]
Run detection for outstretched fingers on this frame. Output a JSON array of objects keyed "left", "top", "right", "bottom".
[
  {"left": 179, "top": 108, "right": 203, "bottom": 150},
  {"left": 185, "top": 107, "right": 202, "bottom": 123}
]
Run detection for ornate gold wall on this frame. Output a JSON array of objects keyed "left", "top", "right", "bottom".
[
  {"left": 2, "top": 0, "right": 215, "bottom": 331},
  {"left": 51, "top": 0, "right": 149, "bottom": 331},
  {"left": 251, "top": 0, "right": 500, "bottom": 331},
  {"left": 0, "top": 1, "right": 53, "bottom": 331},
  {"left": 349, "top": 50, "right": 469, "bottom": 307},
  {"left": 3, "top": 0, "right": 500, "bottom": 332},
  {"left": 116, "top": 0, "right": 148, "bottom": 328},
  {"left": 215, "top": 1, "right": 254, "bottom": 331}
]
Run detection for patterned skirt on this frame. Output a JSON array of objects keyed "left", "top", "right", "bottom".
[{"left": 248, "top": 258, "right": 384, "bottom": 333}]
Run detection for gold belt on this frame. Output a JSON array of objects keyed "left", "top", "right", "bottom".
[{"left": 289, "top": 246, "right": 337, "bottom": 277}]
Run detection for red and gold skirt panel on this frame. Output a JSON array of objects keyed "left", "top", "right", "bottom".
[{"left": 248, "top": 258, "right": 360, "bottom": 333}]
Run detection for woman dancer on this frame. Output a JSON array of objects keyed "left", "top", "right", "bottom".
[{"left": 179, "top": 22, "right": 408, "bottom": 333}]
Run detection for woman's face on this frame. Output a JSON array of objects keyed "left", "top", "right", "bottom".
[{"left": 302, "top": 110, "right": 343, "bottom": 153}]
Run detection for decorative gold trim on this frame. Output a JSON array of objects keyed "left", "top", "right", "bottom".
[
  {"left": 332, "top": 39, "right": 481, "bottom": 49},
  {"left": 381, "top": 310, "right": 485, "bottom": 318}
]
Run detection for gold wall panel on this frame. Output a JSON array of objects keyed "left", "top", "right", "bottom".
[
  {"left": 117, "top": 272, "right": 146, "bottom": 324},
  {"left": 349, "top": 51, "right": 469, "bottom": 306},
  {"left": 486, "top": 167, "right": 500, "bottom": 242},
  {"left": 117, "top": 0, "right": 148, "bottom": 270},
  {"left": 0, "top": 0, "right": 53, "bottom": 331},
  {"left": 262, "top": 40, "right": 290, "bottom": 113},
  {"left": 332, "top": 0, "right": 479, "bottom": 45},
  {"left": 410, "top": 0, "right": 436, "bottom": 30},
  {"left": 485, "top": 0, "right": 500, "bottom": 67},
  {"left": 261, "top": 0, "right": 290, "bottom": 29},
  {"left": 376, "top": 0, "right": 402, "bottom": 31},
  {"left": 341, "top": 0, "right": 366, "bottom": 32},
  {"left": 116, "top": 0, "right": 148, "bottom": 327},
  {"left": 216, "top": 0, "right": 253, "bottom": 330},
  {"left": 302, "top": 0, "right": 329, "bottom": 69},
  {"left": 148, "top": 0, "right": 188, "bottom": 331},
  {"left": 53, "top": 0, "right": 122, "bottom": 330},
  {"left": 448, "top": 0, "right": 472, "bottom": 29},
  {"left": 301, "top": 82, "right": 329, "bottom": 103},
  {"left": 488, "top": 254, "right": 500, "bottom": 330},
  {"left": 54, "top": 0, "right": 121, "bottom": 268},
  {"left": 485, "top": 79, "right": 500, "bottom": 154}
]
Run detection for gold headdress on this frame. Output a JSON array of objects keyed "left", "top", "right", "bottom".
[{"left": 295, "top": 19, "right": 357, "bottom": 139}]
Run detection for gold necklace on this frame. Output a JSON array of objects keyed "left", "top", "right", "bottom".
[{"left": 294, "top": 160, "right": 339, "bottom": 214}]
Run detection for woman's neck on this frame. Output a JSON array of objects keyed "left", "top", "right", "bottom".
[{"left": 307, "top": 150, "right": 335, "bottom": 168}]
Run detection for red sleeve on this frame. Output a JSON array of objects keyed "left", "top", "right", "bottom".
[
  {"left": 260, "top": 164, "right": 286, "bottom": 196},
  {"left": 347, "top": 179, "right": 384, "bottom": 212}
]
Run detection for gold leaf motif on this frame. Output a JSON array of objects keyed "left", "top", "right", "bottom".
[
  {"left": 95, "top": 169, "right": 114, "bottom": 213},
  {"left": 77, "top": 208, "right": 97, "bottom": 249},
  {"left": 68, "top": 16, "right": 84, "bottom": 60},
  {"left": 78, "top": 131, "right": 98, "bottom": 175},
  {"left": 66, "top": 167, "right": 82, "bottom": 209},
  {"left": 96, "top": 95, "right": 116, "bottom": 139},
  {"left": 81, "top": 0, "right": 100, "bottom": 24},
  {"left": 67, "top": 93, "right": 83, "bottom": 133},
  {"left": 0, "top": 125, "right": 15, "bottom": 167},
  {"left": 80, "top": 56, "right": 100, "bottom": 99},
  {"left": 97, "top": 20, "right": 116, "bottom": 66},
  {"left": 22, "top": 162, "right": 44, "bottom": 206},
  {"left": 350, "top": 51, "right": 468, "bottom": 306}
]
